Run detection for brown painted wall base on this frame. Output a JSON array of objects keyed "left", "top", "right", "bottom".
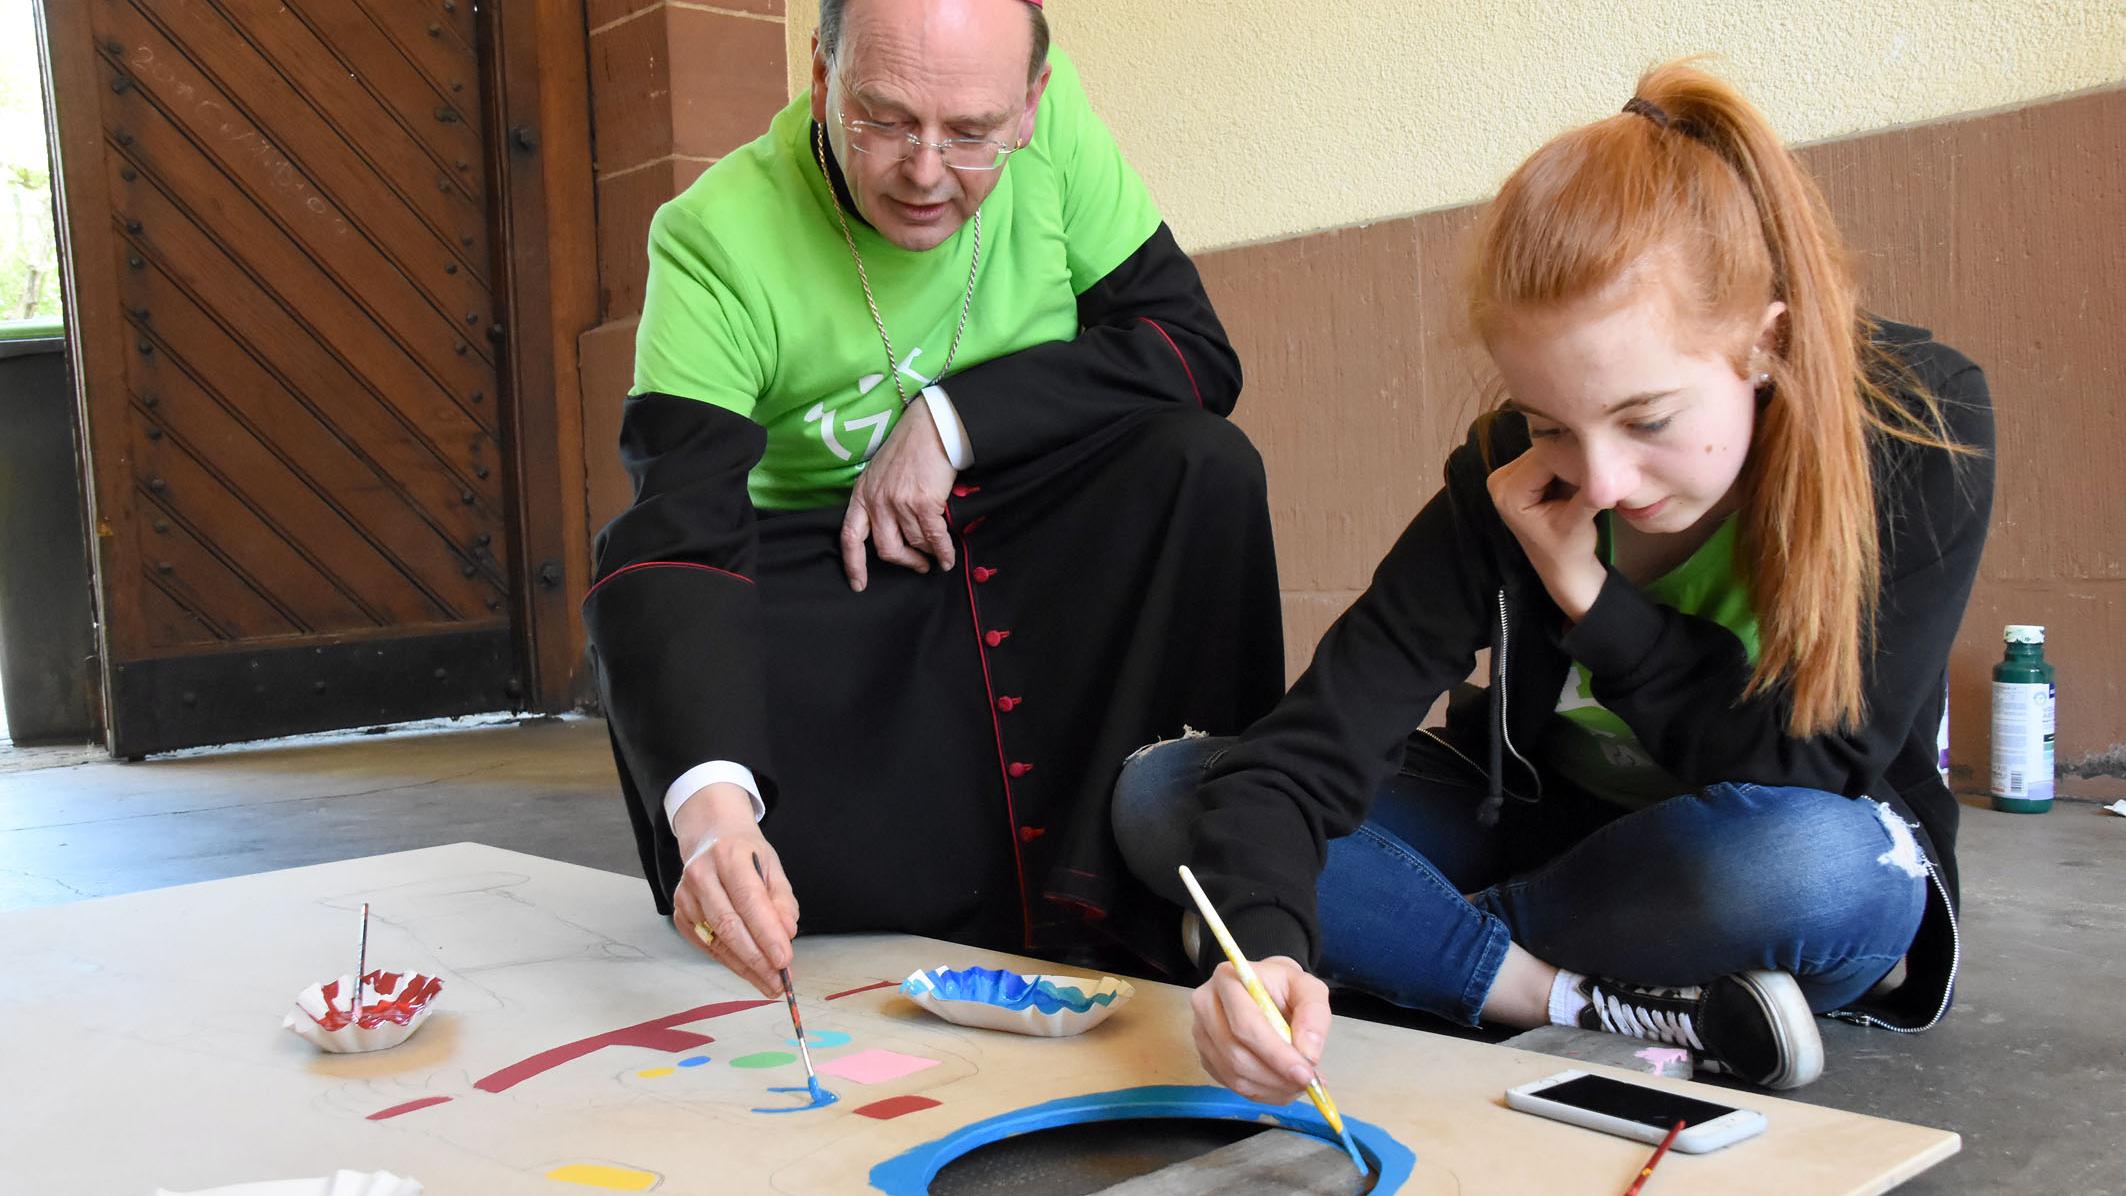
[{"left": 1199, "top": 85, "right": 2126, "bottom": 782}]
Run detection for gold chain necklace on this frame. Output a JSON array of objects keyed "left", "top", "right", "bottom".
[{"left": 813, "top": 122, "right": 981, "bottom": 406}]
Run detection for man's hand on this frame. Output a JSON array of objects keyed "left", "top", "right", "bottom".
[
  {"left": 1486, "top": 453, "right": 1607, "bottom": 621},
  {"left": 841, "top": 400, "right": 959, "bottom": 591},
  {"left": 669, "top": 782, "right": 800, "bottom": 998},
  {"left": 1190, "top": 957, "right": 1333, "bottom": 1105}
]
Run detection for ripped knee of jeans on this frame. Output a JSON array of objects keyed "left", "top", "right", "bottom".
[
  {"left": 1123, "top": 723, "right": 1210, "bottom": 764},
  {"left": 1871, "top": 801, "right": 1929, "bottom": 879}
]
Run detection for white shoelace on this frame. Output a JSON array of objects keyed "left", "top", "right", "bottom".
[{"left": 1593, "top": 989, "right": 1706, "bottom": 1052}]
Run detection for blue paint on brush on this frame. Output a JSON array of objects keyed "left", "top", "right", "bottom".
[
  {"left": 1334, "top": 1119, "right": 1369, "bottom": 1176},
  {"left": 868, "top": 1084, "right": 1411, "bottom": 1193},
  {"left": 902, "top": 967, "right": 1119, "bottom": 1015}
]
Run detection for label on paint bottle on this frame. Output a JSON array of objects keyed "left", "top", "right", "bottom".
[{"left": 1990, "top": 682, "right": 2055, "bottom": 803}]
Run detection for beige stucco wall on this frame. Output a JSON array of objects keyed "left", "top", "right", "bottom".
[{"left": 787, "top": 1, "right": 2126, "bottom": 251}]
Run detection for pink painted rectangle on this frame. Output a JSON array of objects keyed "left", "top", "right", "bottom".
[{"left": 816, "top": 1047, "right": 942, "bottom": 1085}]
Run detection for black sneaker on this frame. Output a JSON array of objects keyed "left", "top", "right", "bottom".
[{"left": 1576, "top": 970, "right": 1824, "bottom": 1089}]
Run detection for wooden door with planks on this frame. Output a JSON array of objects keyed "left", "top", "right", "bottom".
[{"left": 43, "top": 0, "right": 524, "bottom": 755}]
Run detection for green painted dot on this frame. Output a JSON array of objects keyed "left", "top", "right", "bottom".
[{"left": 729, "top": 1051, "right": 797, "bottom": 1069}]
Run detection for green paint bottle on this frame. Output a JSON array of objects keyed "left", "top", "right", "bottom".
[{"left": 1990, "top": 624, "right": 2055, "bottom": 813}]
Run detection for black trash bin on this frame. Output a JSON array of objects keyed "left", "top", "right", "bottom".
[{"left": 0, "top": 318, "right": 99, "bottom": 743}]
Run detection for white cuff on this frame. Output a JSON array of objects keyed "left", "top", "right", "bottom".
[
  {"left": 920, "top": 384, "right": 974, "bottom": 470},
  {"left": 663, "top": 761, "right": 767, "bottom": 826}
]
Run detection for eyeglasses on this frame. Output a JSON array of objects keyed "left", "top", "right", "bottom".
[{"left": 838, "top": 106, "right": 1022, "bottom": 172}]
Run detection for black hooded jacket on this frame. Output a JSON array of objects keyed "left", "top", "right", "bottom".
[{"left": 1188, "top": 319, "right": 1993, "bottom": 1032}]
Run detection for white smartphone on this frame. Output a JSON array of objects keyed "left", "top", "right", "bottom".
[{"left": 1505, "top": 1069, "right": 1767, "bottom": 1154}]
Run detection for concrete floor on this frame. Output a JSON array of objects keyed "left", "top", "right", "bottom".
[{"left": 2, "top": 714, "right": 2119, "bottom": 1193}]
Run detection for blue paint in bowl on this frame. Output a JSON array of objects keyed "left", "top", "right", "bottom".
[{"left": 903, "top": 967, "right": 1118, "bottom": 1015}]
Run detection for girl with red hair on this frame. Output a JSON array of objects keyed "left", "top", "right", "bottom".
[{"left": 1118, "top": 59, "right": 1992, "bottom": 1093}]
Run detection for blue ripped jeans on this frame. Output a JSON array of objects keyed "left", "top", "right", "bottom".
[{"left": 1112, "top": 735, "right": 1928, "bottom": 1026}]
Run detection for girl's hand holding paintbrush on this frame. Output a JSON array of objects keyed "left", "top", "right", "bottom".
[{"left": 1190, "top": 955, "right": 1335, "bottom": 1105}]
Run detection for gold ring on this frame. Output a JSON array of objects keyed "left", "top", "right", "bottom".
[{"left": 693, "top": 921, "right": 715, "bottom": 947}]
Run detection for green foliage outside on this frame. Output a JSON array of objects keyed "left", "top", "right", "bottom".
[{"left": 1, "top": 0, "right": 61, "bottom": 329}]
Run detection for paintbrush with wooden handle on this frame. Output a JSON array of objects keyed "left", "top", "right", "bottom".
[
  {"left": 1178, "top": 865, "right": 1368, "bottom": 1176},
  {"left": 752, "top": 852, "right": 818, "bottom": 1093}
]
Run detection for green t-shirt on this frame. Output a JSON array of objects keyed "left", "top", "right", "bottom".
[
  {"left": 1540, "top": 515, "right": 1760, "bottom": 808},
  {"left": 631, "top": 49, "right": 1163, "bottom": 510}
]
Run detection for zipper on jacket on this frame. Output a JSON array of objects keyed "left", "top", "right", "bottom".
[
  {"left": 1495, "top": 589, "right": 1542, "bottom": 798},
  {"left": 1827, "top": 853, "right": 1961, "bottom": 1033}
]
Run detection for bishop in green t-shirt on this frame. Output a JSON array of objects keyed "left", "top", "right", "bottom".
[{"left": 585, "top": 0, "right": 1284, "bottom": 992}]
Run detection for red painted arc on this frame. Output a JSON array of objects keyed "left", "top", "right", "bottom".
[
  {"left": 366, "top": 1095, "right": 454, "bottom": 1121},
  {"left": 823, "top": 979, "right": 899, "bottom": 1001},
  {"left": 472, "top": 998, "right": 775, "bottom": 1094}
]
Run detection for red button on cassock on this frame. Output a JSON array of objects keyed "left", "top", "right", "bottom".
[
  {"left": 1008, "top": 762, "right": 1035, "bottom": 778},
  {"left": 973, "top": 566, "right": 998, "bottom": 583},
  {"left": 984, "top": 630, "right": 1012, "bottom": 647},
  {"left": 1018, "top": 825, "right": 1046, "bottom": 843},
  {"left": 996, "top": 696, "right": 1020, "bottom": 712}
]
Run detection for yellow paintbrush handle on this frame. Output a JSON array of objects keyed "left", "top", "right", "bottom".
[
  {"left": 1305, "top": 1078, "right": 1346, "bottom": 1133},
  {"left": 1233, "top": 968, "right": 1294, "bottom": 1043}
]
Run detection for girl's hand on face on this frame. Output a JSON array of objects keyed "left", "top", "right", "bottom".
[{"left": 1487, "top": 452, "right": 1609, "bottom": 621}]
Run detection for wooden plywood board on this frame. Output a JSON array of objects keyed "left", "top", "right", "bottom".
[{"left": 0, "top": 844, "right": 1957, "bottom": 1193}]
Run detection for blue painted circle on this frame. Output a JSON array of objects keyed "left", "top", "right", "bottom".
[{"left": 868, "top": 1085, "right": 1414, "bottom": 1193}]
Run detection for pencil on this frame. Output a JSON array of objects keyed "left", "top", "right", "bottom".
[
  {"left": 1176, "top": 865, "right": 1368, "bottom": 1177},
  {"left": 1622, "top": 1119, "right": 1687, "bottom": 1195}
]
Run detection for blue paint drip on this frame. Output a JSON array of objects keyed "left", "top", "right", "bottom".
[
  {"left": 902, "top": 967, "right": 1119, "bottom": 1015},
  {"left": 676, "top": 1055, "right": 711, "bottom": 1067},
  {"left": 868, "top": 1085, "right": 1413, "bottom": 1193},
  {"left": 753, "top": 1079, "right": 840, "bottom": 1115}
]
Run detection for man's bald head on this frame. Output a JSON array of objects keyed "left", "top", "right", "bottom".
[
  {"left": 819, "top": 0, "right": 1050, "bottom": 82},
  {"left": 809, "top": 0, "right": 1053, "bottom": 250}
]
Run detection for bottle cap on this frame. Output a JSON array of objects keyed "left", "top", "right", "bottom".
[{"left": 2003, "top": 624, "right": 2046, "bottom": 644}]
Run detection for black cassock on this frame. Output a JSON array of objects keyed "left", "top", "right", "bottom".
[{"left": 584, "top": 224, "right": 1285, "bottom": 969}]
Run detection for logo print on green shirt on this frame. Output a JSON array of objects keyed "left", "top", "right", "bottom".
[{"left": 804, "top": 347, "right": 940, "bottom": 462}]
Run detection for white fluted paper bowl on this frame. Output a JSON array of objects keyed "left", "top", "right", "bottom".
[
  {"left": 282, "top": 970, "right": 442, "bottom": 1054},
  {"left": 901, "top": 965, "right": 1133, "bottom": 1037}
]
